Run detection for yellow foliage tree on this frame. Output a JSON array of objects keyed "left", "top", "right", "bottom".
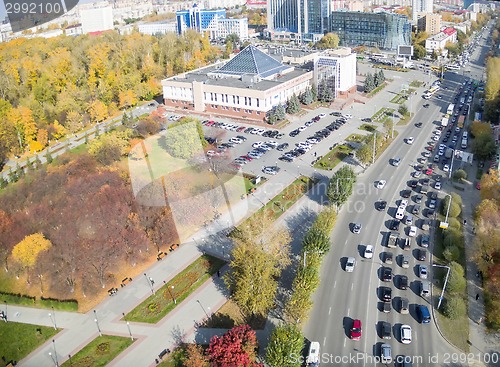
[
  {"left": 88, "top": 100, "right": 109, "bottom": 123},
  {"left": 12, "top": 233, "right": 52, "bottom": 268},
  {"left": 51, "top": 120, "right": 67, "bottom": 139},
  {"left": 118, "top": 89, "right": 138, "bottom": 110}
]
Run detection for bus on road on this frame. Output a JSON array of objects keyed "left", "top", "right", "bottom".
[{"left": 458, "top": 115, "right": 465, "bottom": 129}]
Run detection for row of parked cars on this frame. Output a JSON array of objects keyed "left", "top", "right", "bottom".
[{"left": 202, "top": 120, "right": 285, "bottom": 139}]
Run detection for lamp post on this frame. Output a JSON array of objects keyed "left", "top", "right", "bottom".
[
  {"left": 433, "top": 264, "right": 451, "bottom": 309},
  {"left": 122, "top": 313, "right": 133, "bottom": 340},
  {"left": 144, "top": 273, "right": 155, "bottom": 295},
  {"left": 48, "top": 310, "right": 57, "bottom": 330},
  {"left": 68, "top": 354, "right": 73, "bottom": 367},
  {"left": 171, "top": 286, "right": 176, "bottom": 304},
  {"left": 448, "top": 148, "right": 456, "bottom": 179},
  {"left": 49, "top": 339, "right": 59, "bottom": 367},
  {"left": 440, "top": 193, "right": 453, "bottom": 229},
  {"left": 93, "top": 310, "right": 102, "bottom": 337},
  {"left": 197, "top": 300, "right": 210, "bottom": 319},
  {"left": 4, "top": 301, "right": 7, "bottom": 321}
]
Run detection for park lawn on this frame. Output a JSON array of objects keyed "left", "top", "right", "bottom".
[
  {"left": 0, "top": 322, "right": 59, "bottom": 364},
  {"left": 60, "top": 335, "right": 134, "bottom": 367},
  {"left": 346, "top": 134, "right": 365, "bottom": 143},
  {"left": 397, "top": 112, "right": 411, "bottom": 125},
  {"left": 314, "top": 145, "right": 353, "bottom": 170},
  {"left": 125, "top": 255, "right": 225, "bottom": 323},
  {"left": 359, "top": 124, "right": 377, "bottom": 133},
  {"left": 410, "top": 80, "right": 424, "bottom": 87},
  {"left": 257, "top": 176, "right": 316, "bottom": 222},
  {"left": 201, "top": 299, "right": 266, "bottom": 330},
  {"left": 367, "top": 82, "right": 387, "bottom": 97}
]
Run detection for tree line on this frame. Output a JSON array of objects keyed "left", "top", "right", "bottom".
[{"left": 0, "top": 30, "right": 220, "bottom": 164}]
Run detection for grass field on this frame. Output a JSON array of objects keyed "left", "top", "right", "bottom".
[
  {"left": 61, "top": 335, "right": 134, "bottom": 367},
  {"left": 359, "top": 124, "right": 377, "bottom": 133},
  {"left": 125, "top": 255, "right": 225, "bottom": 323},
  {"left": 0, "top": 322, "right": 59, "bottom": 364},
  {"left": 314, "top": 145, "right": 354, "bottom": 170},
  {"left": 346, "top": 134, "right": 365, "bottom": 143}
]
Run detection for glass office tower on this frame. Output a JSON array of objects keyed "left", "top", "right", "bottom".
[{"left": 330, "top": 11, "right": 411, "bottom": 50}]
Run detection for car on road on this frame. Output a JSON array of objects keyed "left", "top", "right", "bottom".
[
  {"left": 408, "top": 226, "right": 417, "bottom": 237},
  {"left": 421, "top": 234, "right": 430, "bottom": 248},
  {"left": 400, "top": 325, "right": 412, "bottom": 344},
  {"left": 376, "top": 180, "right": 387, "bottom": 189},
  {"left": 381, "top": 286, "right": 392, "bottom": 302},
  {"left": 415, "top": 122, "right": 423, "bottom": 128},
  {"left": 390, "top": 220, "right": 401, "bottom": 231},
  {"left": 406, "top": 137, "right": 414, "bottom": 144},
  {"left": 382, "top": 267, "right": 393, "bottom": 282},
  {"left": 417, "top": 305, "right": 431, "bottom": 324},
  {"left": 384, "top": 252, "right": 393, "bottom": 264},
  {"left": 400, "top": 297, "right": 410, "bottom": 314},
  {"left": 417, "top": 249, "right": 427, "bottom": 261},
  {"left": 401, "top": 190, "right": 411, "bottom": 199},
  {"left": 352, "top": 223, "right": 362, "bottom": 234},
  {"left": 306, "top": 341, "right": 320, "bottom": 367},
  {"left": 377, "top": 200, "right": 387, "bottom": 211},
  {"left": 423, "top": 103, "right": 430, "bottom": 108},
  {"left": 380, "top": 344, "right": 392, "bottom": 364},
  {"left": 399, "top": 275, "right": 409, "bottom": 290},
  {"left": 392, "top": 157, "right": 401, "bottom": 166},
  {"left": 262, "top": 166, "right": 281, "bottom": 175},
  {"left": 350, "top": 319, "right": 362, "bottom": 340},
  {"left": 364, "top": 245, "right": 374, "bottom": 259},
  {"left": 419, "top": 264, "right": 428, "bottom": 279},
  {"left": 345, "top": 257, "right": 356, "bottom": 272},
  {"left": 381, "top": 321, "right": 392, "bottom": 339}
]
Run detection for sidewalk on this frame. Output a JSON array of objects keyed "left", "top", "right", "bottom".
[{"left": 458, "top": 163, "right": 500, "bottom": 365}]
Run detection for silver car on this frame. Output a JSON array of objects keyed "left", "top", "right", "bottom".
[{"left": 345, "top": 257, "right": 356, "bottom": 272}]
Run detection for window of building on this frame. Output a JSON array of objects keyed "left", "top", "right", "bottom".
[
  {"left": 210, "top": 93, "right": 214, "bottom": 101},
  {"left": 233, "top": 95, "right": 236, "bottom": 104},
  {"left": 256, "top": 99, "right": 259, "bottom": 107}
]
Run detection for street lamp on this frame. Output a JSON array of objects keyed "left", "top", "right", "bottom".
[
  {"left": 197, "top": 300, "right": 210, "bottom": 319},
  {"left": 50, "top": 339, "right": 59, "bottom": 367},
  {"left": 448, "top": 148, "right": 456, "bottom": 179},
  {"left": 122, "top": 313, "right": 133, "bottom": 340},
  {"left": 144, "top": 273, "right": 155, "bottom": 295},
  {"left": 171, "top": 286, "right": 176, "bottom": 304},
  {"left": 48, "top": 310, "right": 57, "bottom": 330},
  {"left": 94, "top": 310, "right": 102, "bottom": 337},
  {"left": 433, "top": 264, "right": 451, "bottom": 309},
  {"left": 440, "top": 193, "right": 453, "bottom": 229}
]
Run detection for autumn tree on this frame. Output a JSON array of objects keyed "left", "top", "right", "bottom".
[
  {"left": 88, "top": 130, "right": 131, "bottom": 165},
  {"left": 327, "top": 166, "right": 356, "bottom": 207},
  {"left": 207, "top": 325, "right": 262, "bottom": 367},
  {"left": 265, "top": 324, "right": 304, "bottom": 367},
  {"left": 163, "top": 118, "right": 205, "bottom": 159},
  {"left": 225, "top": 213, "right": 291, "bottom": 320},
  {"left": 184, "top": 344, "right": 210, "bottom": 367},
  {"left": 315, "top": 33, "right": 340, "bottom": 49},
  {"left": 12, "top": 233, "right": 52, "bottom": 282}
]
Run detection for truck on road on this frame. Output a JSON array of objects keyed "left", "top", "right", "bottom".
[
  {"left": 388, "top": 232, "right": 399, "bottom": 248},
  {"left": 441, "top": 116, "right": 449, "bottom": 127},
  {"left": 447, "top": 104, "right": 455, "bottom": 115}
]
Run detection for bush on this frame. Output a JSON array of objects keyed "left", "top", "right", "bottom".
[
  {"left": 444, "top": 295, "right": 467, "bottom": 319},
  {"left": 453, "top": 169, "right": 467, "bottom": 181},
  {"left": 443, "top": 245, "right": 461, "bottom": 262},
  {"left": 443, "top": 228, "right": 464, "bottom": 249},
  {"left": 441, "top": 197, "right": 462, "bottom": 218},
  {"left": 447, "top": 217, "right": 462, "bottom": 230},
  {"left": 447, "top": 262, "right": 466, "bottom": 294}
]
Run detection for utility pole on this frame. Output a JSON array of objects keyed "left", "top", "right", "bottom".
[{"left": 372, "top": 132, "right": 377, "bottom": 164}]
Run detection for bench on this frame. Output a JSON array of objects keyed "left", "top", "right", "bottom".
[
  {"left": 108, "top": 287, "right": 118, "bottom": 296},
  {"left": 169, "top": 244, "right": 179, "bottom": 252},
  {"left": 157, "top": 252, "right": 166, "bottom": 261},
  {"left": 120, "top": 277, "right": 132, "bottom": 287},
  {"left": 158, "top": 349, "right": 170, "bottom": 359}
]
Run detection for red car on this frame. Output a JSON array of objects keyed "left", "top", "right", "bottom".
[
  {"left": 350, "top": 319, "right": 362, "bottom": 340},
  {"left": 425, "top": 167, "right": 433, "bottom": 175},
  {"left": 476, "top": 182, "right": 481, "bottom": 190}
]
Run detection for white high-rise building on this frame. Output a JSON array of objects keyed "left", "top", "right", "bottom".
[
  {"left": 412, "top": 0, "right": 433, "bottom": 22},
  {"left": 80, "top": 5, "right": 114, "bottom": 33}
]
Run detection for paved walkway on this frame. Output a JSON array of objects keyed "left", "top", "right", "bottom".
[{"left": 455, "top": 162, "right": 500, "bottom": 366}]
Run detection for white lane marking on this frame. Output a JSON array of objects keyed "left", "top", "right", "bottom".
[
  {"left": 328, "top": 307, "right": 332, "bottom": 315},
  {"left": 351, "top": 283, "right": 354, "bottom": 290},
  {"left": 343, "top": 338, "right": 346, "bottom": 348},
  {"left": 347, "top": 308, "right": 350, "bottom": 316},
  {"left": 323, "top": 337, "right": 326, "bottom": 346},
  {"left": 334, "top": 280, "right": 337, "bottom": 288}
]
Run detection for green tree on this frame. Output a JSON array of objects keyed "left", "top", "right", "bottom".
[
  {"left": 315, "top": 33, "right": 340, "bottom": 49},
  {"left": 300, "top": 88, "right": 313, "bottom": 105},
  {"left": 373, "top": 71, "right": 381, "bottom": 87},
  {"left": 398, "top": 104, "right": 409, "bottom": 116},
  {"left": 447, "top": 261, "right": 466, "bottom": 294},
  {"left": 163, "top": 118, "right": 205, "bottom": 159},
  {"left": 327, "top": 166, "right": 356, "bottom": 207},
  {"left": 472, "top": 134, "right": 496, "bottom": 161},
  {"left": 225, "top": 213, "right": 291, "bottom": 319},
  {"left": 302, "top": 227, "right": 330, "bottom": 253},
  {"left": 355, "top": 143, "right": 372, "bottom": 166},
  {"left": 286, "top": 94, "right": 301, "bottom": 114},
  {"left": 88, "top": 130, "right": 131, "bottom": 165},
  {"left": 453, "top": 169, "right": 467, "bottom": 181},
  {"left": 225, "top": 33, "right": 240, "bottom": 50},
  {"left": 443, "top": 244, "right": 460, "bottom": 262},
  {"left": 311, "top": 83, "right": 318, "bottom": 101},
  {"left": 364, "top": 73, "right": 375, "bottom": 93},
  {"left": 444, "top": 295, "right": 466, "bottom": 319},
  {"left": 265, "top": 324, "right": 304, "bottom": 367},
  {"left": 441, "top": 194, "right": 462, "bottom": 218},
  {"left": 413, "top": 44, "right": 427, "bottom": 59},
  {"left": 275, "top": 104, "right": 286, "bottom": 121},
  {"left": 318, "top": 81, "right": 334, "bottom": 103}
]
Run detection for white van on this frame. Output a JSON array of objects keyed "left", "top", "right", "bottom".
[
  {"left": 306, "top": 341, "right": 320, "bottom": 366},
  {"left": 395, "top": 207, "right": 405, "bottom": 220},
  {"left": 420, "top": 280, "right": 430, "bottom": 297},
  {"left": 461, "top": 139, "right": 468, "bottom": 149}
]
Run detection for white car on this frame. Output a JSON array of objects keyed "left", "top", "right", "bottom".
[
  {"left": 434, "top": 130, "right": 441, "bottom": 136},
  {"left": 266, "top": 140, "right": 279, "bottom": 148},
  {"left": 435, "top": 181, "right": 442, "bottom": 190},
  {"left": 364, "top": 245, "right": 374, "bottom": 259},
  {"left": 443, "top": 164, "right": 450, "bottom": 172},
  {"left": 408, "top": 226, "right": 417, "bottom": 237},
  {"left": 343, "top": 113, "right": 353, "bottom": 119},
  {"left": 262, "top": 166, "right": 280, "bottom": 175},
  {"left": 319, "top": 113, "right": 326, "bottom": 118},
  {"left": 399, "top": 199, "right": 409, "bottom": 209},
  {"left": 400, "top": 325, "right": 412, "bottom": 344},
  {"left": 298, "top": 126, "right": 307, "bottom": 132},
  {"left": 345, "top": 257, "right": 356, "bottom": 272},
  {"left": 406, "top": 137, "right": 414, "bottom": 144},
  {"left": 252, "top": 141, "right": 265, "bottom": 148},
  {"left": 376, "top": 180, "right": 387, "bottom": 189}
]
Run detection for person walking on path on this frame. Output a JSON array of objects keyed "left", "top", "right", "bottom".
[{"left": 476, "top": 293, "right": 479, "bottom": 301}]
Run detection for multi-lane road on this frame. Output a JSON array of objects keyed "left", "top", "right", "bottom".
[{"left": 303, "top": 22, "right": 494, "bottom": 367}]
